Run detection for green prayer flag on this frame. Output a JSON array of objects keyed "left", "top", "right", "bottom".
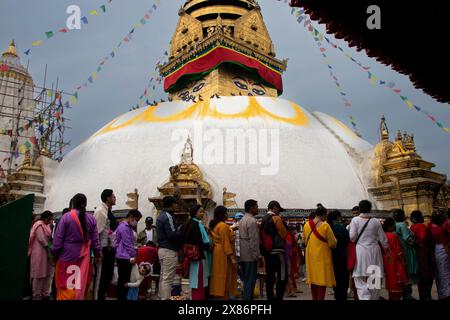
[{"left": 45, "top": 31, "right": 54, "bottom": 39}]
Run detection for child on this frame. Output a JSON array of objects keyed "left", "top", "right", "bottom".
[
  {"left": 125, "top": 260, "right": 152, "bottom": 300},
  {"left": 382, "top": 218, "right": 409, "bottom": 300}
]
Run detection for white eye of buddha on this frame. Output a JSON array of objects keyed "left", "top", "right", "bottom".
[{"left": 234, "top": 80, "right": 248, "bottom": 90}]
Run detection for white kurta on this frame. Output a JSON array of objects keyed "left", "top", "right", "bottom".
[{"left": 349, "top": 214, "right": 388, "bottom": 278}]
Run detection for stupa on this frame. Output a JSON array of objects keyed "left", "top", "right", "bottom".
[{"left": 42, "top": 0, "right": 447, "bottom": 216}]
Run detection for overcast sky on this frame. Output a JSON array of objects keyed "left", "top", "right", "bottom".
[{"left": 1, "top": 0, "right": 449, "bottom": 177}]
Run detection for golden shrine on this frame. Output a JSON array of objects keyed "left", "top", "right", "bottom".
[
  {"left": 149, "top": 137, "right": 215, "bottom": 222},
  {"left": 368, "top": 116, "right": 448, "bottom": 215}
]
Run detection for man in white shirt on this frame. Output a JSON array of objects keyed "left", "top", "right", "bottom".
[
  {"left": 93, "top": 189, "right": 117, "bottom": 300},
  {"left": 137, "top": 217, "right": 157, "bottom": 246}
]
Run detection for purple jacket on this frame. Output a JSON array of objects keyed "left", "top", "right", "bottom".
[
  {"left": 115, "top": 221, "right": 136, "bottom": 260},
  {"left": 51, "top": 210, "right": 101, "bottom": 262}
]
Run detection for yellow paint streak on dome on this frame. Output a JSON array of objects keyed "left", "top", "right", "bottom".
[
  {"left": 94, "top": 98, "right": 309, "bottom": 137},
  {"left": 331, "top": 117, "right": 358, "bottom": 138}
]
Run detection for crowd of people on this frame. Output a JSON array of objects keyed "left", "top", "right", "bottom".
[{"left": 26, "top": 190, "right": 450, "bottom": 301}]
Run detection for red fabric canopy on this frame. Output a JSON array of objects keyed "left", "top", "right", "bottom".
[{"left": 164, "top": 46, "right": 283, "bottom": 94}]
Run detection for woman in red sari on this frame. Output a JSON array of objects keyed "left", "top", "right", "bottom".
[
  {"left": 410, "top": 210, "right": 435, "bottom": 300},
  {"left": 382, "top": 218, "right": 409, "bottom": 300}
]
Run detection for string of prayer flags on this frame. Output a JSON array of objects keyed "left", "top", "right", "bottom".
[
  {"left": 24, "top": 1, "right": 114, "bottom": 56},
  {"left": 290, "top": 6, "right": 450, "bottom": 136},
  {"left": 291, "top": 9, "right": 361, "bottom": 136},
  {"left": 134, "top": 50, "right": 169, "bottom": 110},
  {"left": 70, "top": 1, "right": 162, "bottom": 106}
]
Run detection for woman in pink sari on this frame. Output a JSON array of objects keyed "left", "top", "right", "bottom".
[
  {"left": 51, "top": 194, "right": 101, "bottom": 300},
  {"left": 28, "top": 211, "right": 54, "bottom": 300}
]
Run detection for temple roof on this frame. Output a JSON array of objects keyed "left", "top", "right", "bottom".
[{"left": 290, "top": 0, "right": 450, "bottom": 104}]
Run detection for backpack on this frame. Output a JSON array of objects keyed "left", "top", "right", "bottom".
[{"left": 260, "top": 214, "right": 274, "bottom": 254}]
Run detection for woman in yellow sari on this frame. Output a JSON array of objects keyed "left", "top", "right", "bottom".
[
  {"left": 209, "top": 206, "right": 237, "bottom": 299},
  {"left": 302, "top": 205, "right": 337, "bottom": 300}
]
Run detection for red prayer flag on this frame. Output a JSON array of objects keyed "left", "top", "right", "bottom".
[{"left": 59, "top": 28, "right": 68, "bottom": 33}]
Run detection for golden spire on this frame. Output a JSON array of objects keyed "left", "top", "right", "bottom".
[
  {"left": 3, "top": 40, "right": 18, "bottom": 57},
  {"left": 379, "top": 115, "right": 389, "bottom": 141},
  {"left": 161, "top": 0, "right": 286, "bottom": 100}
]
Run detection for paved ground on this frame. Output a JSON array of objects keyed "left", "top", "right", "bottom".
[{"left": 143, "top": 278, "right": 439, "bottom": 300}]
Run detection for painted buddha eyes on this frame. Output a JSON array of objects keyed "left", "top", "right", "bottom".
[
  {"left": 252, "top": 88, "right": 265, "bottom": 96},
  {"left": 233, "top": 78, "right": 266, "bottom": 96},
  {"left": 234, "top": 80, "right": 248, "bottom": 90},
  {"left": 192, "top": 82, "right": 205, "bottom": 93}
]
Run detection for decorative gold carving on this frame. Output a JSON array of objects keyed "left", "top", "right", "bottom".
[
  {"left": 126, "top": 188, "right": 139, "bottom": 209},
  {"left": 162, "top": 1, "right": 286, "bottom": 100},
  {"left": 369, "top": 115, "right": 447, "bottom": 215},
  {"left": 223, "top": 187, "right": 237, "bottom": 208},
  {"left": 149, "top": 136, "right": 215, "bottom": 216}
]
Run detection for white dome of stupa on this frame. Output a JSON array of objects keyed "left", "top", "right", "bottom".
[{"left": 43, "top": 96, "right": 374, "bottom": 212}]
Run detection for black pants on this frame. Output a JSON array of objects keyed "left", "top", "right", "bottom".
[
  {"left": 116, "top": 258, "right": 132, "bottom": 301},
  {"left": 333, "top": 257, "right": 349, "bottom": 301},
  {"left": 264, "top": 253, "right": 287, "bottom": 300},
  {"left": 418, "top": 276, "right": 433, "bottom": 301},
  {"left": 97, "top": 247, "right": 116, "bottom": 300}
]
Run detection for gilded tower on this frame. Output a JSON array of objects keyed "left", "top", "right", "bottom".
[
  {"left": 159, "top": 0, "right": 287, "bottom": 101},
  {"left": 368, "top": 116, "right": 449, "bottom": 215}
]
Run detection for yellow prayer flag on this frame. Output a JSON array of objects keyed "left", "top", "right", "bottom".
[
  {"left": 406, "top": 100, "right": 413, "bottom": 109},
  {"left": 69, "top": 96, "right": 77, "bottom": 105},
  {"left": 32, "top": 40, "right": 42, "bottom": 46},
  {"left": 92, "top": 72, "right": 97, "bottom": 80},
  {"left": 370, "top": 76, "right": 378, "bottom": 85},
  {"left": 89, "top": 10, "right": 98, "bottom": 15}
]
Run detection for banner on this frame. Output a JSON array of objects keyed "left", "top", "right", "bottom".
[{"left": 163, "top": 46, "right": 284, "bottom": 94}]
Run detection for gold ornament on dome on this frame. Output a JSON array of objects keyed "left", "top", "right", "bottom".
[{"left": 149, "top": 136, "right": 214, "bottom": 215}]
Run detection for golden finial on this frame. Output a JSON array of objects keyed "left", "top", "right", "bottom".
[
  {"left": 3, "top": 39, "right": 18, "bottom": 57},
  {"left": 379, "top": 115, "right": 389, "bottom": 141}
]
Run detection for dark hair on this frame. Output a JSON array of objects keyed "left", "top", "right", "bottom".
[
  {"left": 308, "top": 211, "right": 316, "bottom": 220},
  {"left": 62, "top": 208, "right": 70, "bottom": 214},
  {"left": 393, "top": 209, "right": 405, "bottom": 222},
  {"left": 163, "top": 196, "right": 177, "bottom": 209},
  {"left": 190, "top": 204, "right": 203, "bottom": 218},
  {"left": 358, "top": 200, "right": 372, "bottom": 213},
  {"left": 383, "top": 217, "right": 396, "bottom": 232},
  {"left": 410, "top": 210, "right": 424, "bottom": 224},
  {"left": 352, "top": 206, "right": 360, "bottom": 212},
  {"left": 209, "top": 206, "right": 228, "bottom": 231},
  {"left": 146, "top": 241, "right": 156, "bottom": 247},
  {"left": 327, "top": 210, "right": 342, "bottom": 225},
  {"left": 315, "top": 205, "right": 328, "bottom": 217},
  {"left": 72, "top": 193, "right": 88, "bottom": 242},
  {"left": 40, "top": 211, "right": 53, "bottom": 221},
  {"left": 431, "top": 211, "right": 445, "bottom": 226},
  {"left": 101, "top": 189, "right": 114, "bottom": 203},
  {"left": 127, "top": 209, "right": 142, "bottom": 219},
  {"left": 245, "top": 199, "right": 258, "bottom": 212}
]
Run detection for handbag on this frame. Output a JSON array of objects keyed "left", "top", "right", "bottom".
[
  {"left": 347, "top": 218, "right": 371, "bottom": 272},
  {"left": 179, "top": 222, "right": 201, "bottom": 278}
]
